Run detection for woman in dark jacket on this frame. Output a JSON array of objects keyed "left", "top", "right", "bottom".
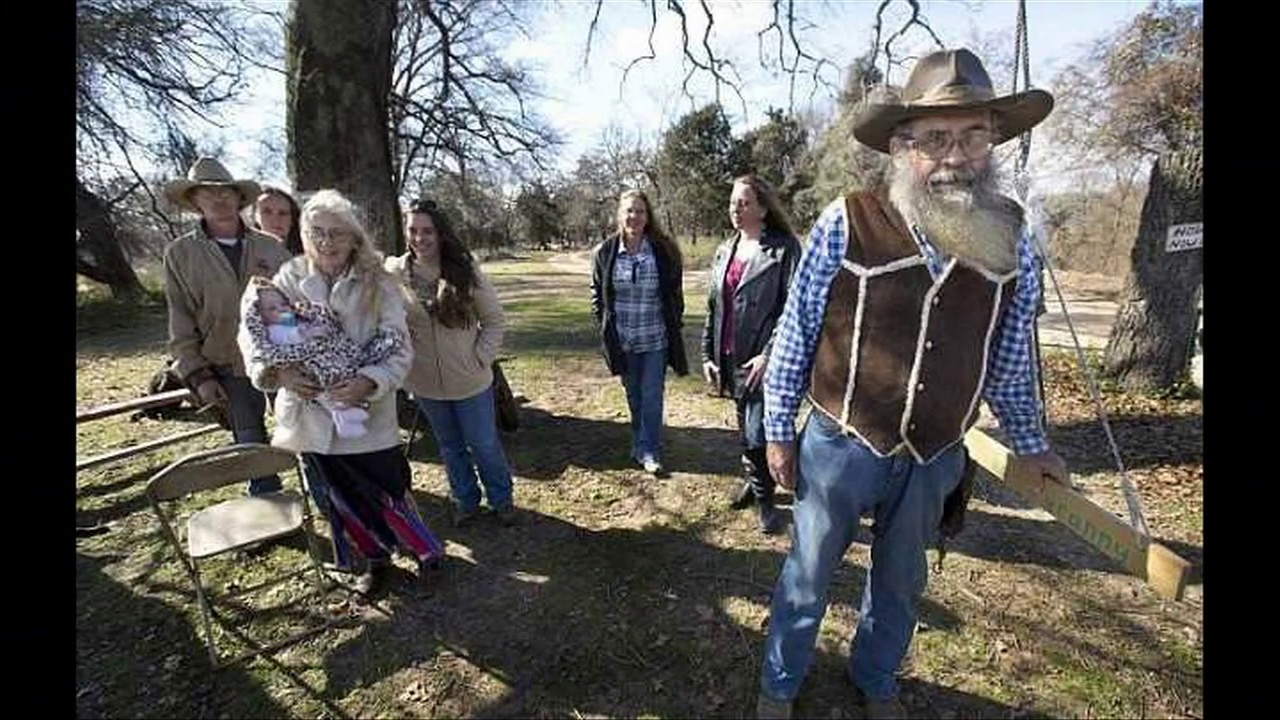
[
  {"left": 701, "top": 175, "right": 801, "bottom": 533},
  {"left": 590, "top": 189, "right": 688, "bottom": 476}
]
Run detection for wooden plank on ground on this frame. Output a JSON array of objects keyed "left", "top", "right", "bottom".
[
  {"left": 76, "top": 389, "right": 195, "bottom": 424},
  {"left": 76, "top": 424, "right": 224, "bottom": 472},
  {"left": 963, "top": 427, "right": 1192, "bottom": 602}
]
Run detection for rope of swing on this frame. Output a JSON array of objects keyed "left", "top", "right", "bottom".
[{"left": 1011, "top": 0, "right": 1149, "bottom": 537}]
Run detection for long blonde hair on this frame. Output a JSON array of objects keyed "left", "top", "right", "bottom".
[{"left": 300, "top": 189, "right": 393, "bottom": 317}]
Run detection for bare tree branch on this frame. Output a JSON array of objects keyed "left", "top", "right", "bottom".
[
  {"left": 620, "top": 0, "right": 660, "bottom": 90},
  {"left": 392, "top": 0, "right": 559, "bottom": 189},
  {"left": 77, "top": 0, "right": 263, "bottom": 181},
  {"left": 659, "top": 0, "right": 746, "bottom": 115},
  {"left": 756, "top": 0, "right": 782, "bottom": 72},
  {"left": 420, "top": 0, "right": 453, "bottom": 104},
  {"left": 112, "top": 132, "right": 180, "bottom": 240},
  {"left": 867, "top": 0, "right": 944, "bottom": 88},
  {"left": 580, "top": 0, "right": 605, "bottom": 72},
  {"left": 104, "top": 179, "right": 144, "bottom": 209},
  {"left": 783, "top": 0, "right": 837, "bottom": 107}
]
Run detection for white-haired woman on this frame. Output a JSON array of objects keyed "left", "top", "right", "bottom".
[{"left": 238, "top": 189, "right": 443, "bottom": 595}]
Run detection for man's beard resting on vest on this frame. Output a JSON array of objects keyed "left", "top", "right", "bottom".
[{"left": 888, "top": 154, "right": 1020, "bottom": 274}]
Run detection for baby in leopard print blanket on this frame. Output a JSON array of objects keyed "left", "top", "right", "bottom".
[{"left": 242, "top": 277, "right": 404, "bottom": 439}]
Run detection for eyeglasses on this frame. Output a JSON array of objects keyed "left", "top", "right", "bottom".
[
  {"left": 900, "top": 128, "right": 995, "bottom": 160},
  {"left": 304, "top": 225, "right": 353, "bottom": 243}
]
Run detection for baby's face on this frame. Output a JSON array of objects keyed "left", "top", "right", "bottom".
[{"left": 258, "top": 290, "right": 293, "bottom": 324}]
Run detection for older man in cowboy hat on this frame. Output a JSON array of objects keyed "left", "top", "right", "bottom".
[
  {"left": 754, "top": 49, "right": 1069, "bottom": 719},
  {"left": 162, "top": 157, "right": 293, "bottom": 496}
]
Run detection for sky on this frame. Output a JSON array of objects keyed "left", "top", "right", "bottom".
[{"left": 205, "top": 0, "right": 1158, "bottom": 192}]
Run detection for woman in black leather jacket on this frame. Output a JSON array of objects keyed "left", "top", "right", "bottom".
[{"left": 701, "top": 175, "right": 801, "bottom": 533}]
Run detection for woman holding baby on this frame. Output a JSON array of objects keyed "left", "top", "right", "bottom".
[{"left": 237, "top": 189, "right": 443, "bottom": 596}]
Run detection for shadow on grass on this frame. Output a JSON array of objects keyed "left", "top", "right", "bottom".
[
  {"left": 404, "top": 404, "right": 744, "bottom": 481},
  {"left": 942, "top": 508, "right": 1203, "bottom": 588},
  {"left": 77, "top": 551, "right": 295, "bottom": 719},
  {"left": 1047, "top": 413, "right": 1202, "bottom": 474},
  {"left": 313, "top": 508, "right": 987, "bottom": 718}
]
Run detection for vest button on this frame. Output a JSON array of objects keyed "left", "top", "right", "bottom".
[
  {"left": 917, "top": 382, "right": 925, "bottom": 391},
  {"left": 909, "top": 422, "right": 918, "bottom": 431},
  {"left": 932, "top": 296, "right": 940, "bottom": 305},
  {"left": 925, "top": 340, "right": 934, "bottom": 350}
]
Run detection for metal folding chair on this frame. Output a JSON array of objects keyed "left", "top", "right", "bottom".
[{"left": 144, "top": 442, "right": 338, "bottom": 667}]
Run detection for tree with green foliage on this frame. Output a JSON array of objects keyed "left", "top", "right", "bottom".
[
  {"left": 655, "top": 104, "right": 738, "bottom": 244},
  {"left": 514, "top": 181, "right": 563, "bottom": 250},
  {"left": 790, "top": 55, "right": 888, "bottom": 231},
  {"left": 1055, "top": 0, "right": 1202, "bottom": 392},
  {"left": 736, "top": 108, "right": 810, "bottom": 206}
]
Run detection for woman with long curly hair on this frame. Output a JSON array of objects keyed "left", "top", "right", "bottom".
[
  {"left": 386, "top": 199, "right": 515, "bottom": 527},
  {"left": 590, "top": 189, "right": 689, "bottom": 476}
]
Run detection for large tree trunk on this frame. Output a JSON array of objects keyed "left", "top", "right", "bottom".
[
  {"left": 76, "top": 177, "right": 145, "bottom": 300},
  {"left": 1103, "top": 149, "right": 1203, "bottom": 392},
  {"left": 286, "top": 0, "right": 402, "bottom": 256}
]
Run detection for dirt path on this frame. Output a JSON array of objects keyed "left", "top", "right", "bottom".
[{"left": 539, "top": 250, "right": 1119, "bottom": 350}]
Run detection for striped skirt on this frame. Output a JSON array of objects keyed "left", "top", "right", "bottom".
[{"left": 303, "top": 447, "right": 444, "bottom": 569}]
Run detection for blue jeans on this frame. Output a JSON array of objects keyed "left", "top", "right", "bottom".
[
  {"left": 738, "top": 395, "right": 766, "bottom": 450},
  {"left": 760, "top": 411, "right": 964, "bottom": 702},
  {"left": 415, "top": 386, "right": 514, "bottom": 513},
  {"left": 620, "top": 349, "right": 667, "bottom": 463},
  {"left": 217, "top": 369, "right": 282, "bottom": 495}
]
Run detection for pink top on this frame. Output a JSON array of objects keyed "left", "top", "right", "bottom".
[{"left": 720, "top": 256, "right": 747, "bottom": 357}]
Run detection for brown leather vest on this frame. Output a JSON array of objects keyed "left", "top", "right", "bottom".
[{"left": 808, "top": 191, "right": 1019, "bottom": 463}]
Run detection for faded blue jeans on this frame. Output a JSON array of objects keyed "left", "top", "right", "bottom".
[
  {"left": 760, "top": 410, "right": 964, "bottom": 702},
  {"left": 415, "top": 386, "right": 514, "bottom": 513},
  {"left": 620, "top": 349, "right": 667, "bottom": 464}
]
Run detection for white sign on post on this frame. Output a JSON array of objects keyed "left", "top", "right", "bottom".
[{"left": 1166, "top": 222, "right": 1203, "bottom": 252}]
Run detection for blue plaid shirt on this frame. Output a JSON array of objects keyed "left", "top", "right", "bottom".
[
  {"left": 613, "top": 237, "right": 668, "bottom": 354},
  {"left": 762, "top": 198, "right": 1049, "bottom": 456}
]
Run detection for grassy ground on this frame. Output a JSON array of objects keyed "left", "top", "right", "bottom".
[
  {"left": 677, "top": 235, "right": 722, "bottom": 271},
  {"left": 76, "top": 252, "right": 1202, "bottom": 719}
]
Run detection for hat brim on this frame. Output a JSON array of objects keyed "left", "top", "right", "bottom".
[
  {"left": 853, "top": 89, "right": 1054, "bottom": 154},
  {"left": 164, "top": 179, "right": 261, "bottom": 212}
]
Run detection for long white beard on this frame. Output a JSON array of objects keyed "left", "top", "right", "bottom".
[{"left": 888, "top": 157, "right": 1020, "bottom": 274}]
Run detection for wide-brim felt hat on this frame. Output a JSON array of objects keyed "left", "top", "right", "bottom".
[
  {"left": 164, "top": 157, "right": 261, "bottom": 211},
  {"left": 853, "top": 48, "right": 1054, "bottom": 153}
]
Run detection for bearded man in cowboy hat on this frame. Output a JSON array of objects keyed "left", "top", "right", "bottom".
[
  {"left": 754, "top": 49, "right": 1069, "bottom": 719},
  {"left": 162, "top": 157, "right": 294, "bottom": 496}
]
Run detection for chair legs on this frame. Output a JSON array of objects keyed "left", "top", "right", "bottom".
[
  {"left": 144, "top": 448, "right": 354, "bottom": 669},
  {"left": 188, "top": 560, "right": 221, "bottom": 666}
]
